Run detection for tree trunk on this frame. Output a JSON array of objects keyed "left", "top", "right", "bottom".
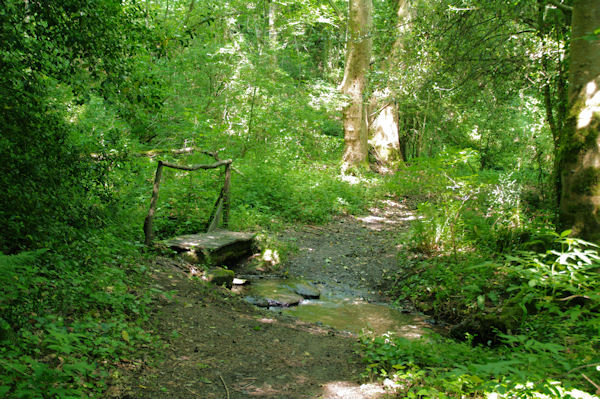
[
  {"left": 368, "top": 98, "right": 402, "bottom": 169},
  {"left": 367, "top": 0, "right": 411, "bottom": 169},
  {"left": 559, "top": 0, "right": 600, "bottom": 240},
  {"left": 268, "top": 0, "right": 277, "bottom": 65},
  {"left": 537, "top": 0, "right": 569, "bottom": 211},
  {"left": 340, "top": 0, "right": 373, "bottom": 168}
]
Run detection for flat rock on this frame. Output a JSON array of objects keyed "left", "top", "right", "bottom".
[
  {"left": 285, "top": 279, "right": 320, "bottom": 299},
  {"left": 163, "top": 230, "right": 255, "bottom": 265},
  {"left": 265, "top": 293, "right": 303, "bottom": 307},
  {"left": 244, "top": 296, "right": 269, "bottom": 307},
  {"left": 243, "top": 279, "right": 304, "bottom": 308}
]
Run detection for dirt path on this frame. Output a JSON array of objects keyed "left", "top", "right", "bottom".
[{"left": 118, "top": 199, "right": 418, "bottom": 398}]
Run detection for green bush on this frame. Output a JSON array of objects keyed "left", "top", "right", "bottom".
[
  {"left": 0, "top": 234, "right": 154, "bottom": 398},
  {"left": 381, "top": 233, "right": 600, "bottom": 397},
  {"left": 360, "top": 332, "right": 595, "bottom": 398},
  {"left": 230, "top": 157, "right": 375, "bottom": 229}
]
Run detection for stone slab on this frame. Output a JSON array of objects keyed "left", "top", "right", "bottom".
[{"left": 162, "top": 230, "right": 255, "bottom": 265}]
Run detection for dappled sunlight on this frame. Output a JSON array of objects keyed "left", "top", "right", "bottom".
[
  {"left": 257, "top": 317, "right": 277, "bottom": 324},
  {"left": 321, "top": 381, "right": 387, "bottom": 399},
  {"left": 339, "top": 173, "right": 362, "bottom": 185},
  {"left": 338, "top": 172, "right": 380, "bottom": 186},
  {"left": 369, "top": 102, "right": 401, "bottom": 163},
  {"left": 356, "top": 199, "right": 419, "bottom": 231},
  {"left": 487, "top": 384, "right": 597, "bottom": 399},
  {"left": 577, "top": 79, "right": 600, "bottom": 130}
]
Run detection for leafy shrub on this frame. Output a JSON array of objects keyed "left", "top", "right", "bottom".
[
  {"left": 0, "top": 234, "right": 154, "bottom": 398},
  {"left": 230, "top": 157, "right": 375, "bottom": 229},
  {"left": 383, "top": 233, "right": 600, "bottom": 397},
  {"left": 360, "top": 332, "right": 596, "bottom": 398}
]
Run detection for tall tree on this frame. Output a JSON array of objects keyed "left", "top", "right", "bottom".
[
  {"left": 559, "top": 0, "right": 600, "bottom": 240},
  {"left": 268, "top": 0, "right": 278, "bottom": 65},
  {"left": 369, "top": 0, "right": 412, "bottom": 168},
  {"left": 340, "top": 0, "right": 373, "bottom": 168}
]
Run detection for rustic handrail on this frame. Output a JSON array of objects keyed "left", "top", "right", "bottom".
[{"left": 143, "top": 157, "right": 233, "bottom": 246}]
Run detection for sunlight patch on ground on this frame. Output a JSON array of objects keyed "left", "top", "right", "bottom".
[
  {"left": 321, "top": 381, "right": 387, "bottom": 399},
  {"left": 355, "top": 199, "right": 419, "bottom": 231}
]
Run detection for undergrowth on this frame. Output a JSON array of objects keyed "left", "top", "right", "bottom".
[
  {"left": 360, "top": 332, "right": 597, "bottom": 398},
  {"left": 367, "top": 149, "right": 600, "bottom": 398},
  {"left": 0, "top": 234, "right": 157, "bottom": 398}
]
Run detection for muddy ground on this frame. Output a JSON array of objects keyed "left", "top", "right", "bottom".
[{"left": 116, "top": 198, "right": 421, "bottom": 398}]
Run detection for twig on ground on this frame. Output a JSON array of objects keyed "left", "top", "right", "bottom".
[{"left": 219, "top": 374, "right": 230, "bottom": 399}]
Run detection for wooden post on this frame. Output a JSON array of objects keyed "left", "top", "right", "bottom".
[
  {"left": 144, "top": 161, "right": 164, "bottom": 246},
  {"left": 222, "top": 163, "right": 231, "bottom": 228},
  {"left": 206, "top": 196, "right": 223, "bottom": 233}
]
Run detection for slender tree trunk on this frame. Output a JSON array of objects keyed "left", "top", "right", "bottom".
[
  {"left": 559, "top": 0, "right": 600, "bottom": 240},
  {"left": 340, "top": 0, "right": 373, "bottom": 168},
  {"left": 184, "top": 0, "right": 195, "bottom": 25},
  {"left": 268, "top": 0, "right": 277, "bottom": 65},
  {"left": 538, "top": 0, "right": 568, "bottom": 211}
]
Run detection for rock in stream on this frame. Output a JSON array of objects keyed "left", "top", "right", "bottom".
[{"left": 242, "top": 278, "right": 320, "bottom": 308}]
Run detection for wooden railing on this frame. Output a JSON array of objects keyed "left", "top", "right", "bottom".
[{"left": 143, "top": 152, "right": 233, "bottom": 246}]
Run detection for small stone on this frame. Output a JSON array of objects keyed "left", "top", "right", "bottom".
[
  {"left": 266, "top": 293, "right": 302, "bottom": 307},
  {"left": 290, "top": 282, "right": 320, "bottom": 299},
  {"left": 203, "top": 267, "right": 234, "bottom": 287},
  {"left": 244, "top": 296, "right": 269, "bottom": 307},
  {"left": 283, "top": 279, "right": 320, "bottom": 299},
  {"left": 232, "top": 278, "right": 248, "bottom": 285}
]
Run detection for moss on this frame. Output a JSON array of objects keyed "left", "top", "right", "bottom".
[{"left": 573, "top": 167, "right": 600, "bottom": 195}]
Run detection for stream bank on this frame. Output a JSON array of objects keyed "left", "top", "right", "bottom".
[{"left": 117, "top": 198, "right": 430, "bottom": 398}]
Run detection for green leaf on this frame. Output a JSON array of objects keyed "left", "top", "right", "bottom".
[
  {"left": 528, "top": 279, "right": 537, "bottom": 288},
  {"left": 560, "top": 230, "right": 572, "bottom": 238},
  {"left": 477, "top": 295, "right": 485, "bottom": 309}
]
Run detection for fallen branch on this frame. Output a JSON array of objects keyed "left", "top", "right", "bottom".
[{"left": 558, "top": 294, "right": 591, "bottom": 301}]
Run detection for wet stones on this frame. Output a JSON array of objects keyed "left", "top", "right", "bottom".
[
  {"left": 287, "top": 281, "right": 320, "bottom": 299},
  {"left": 242, "top": 278, "right": 321, "bottom": 308}
]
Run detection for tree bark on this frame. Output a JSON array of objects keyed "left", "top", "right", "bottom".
[
  {"left": 268, "top": 0, "right": 277, "bottom": 65},
  {"left": 559, "top": 0, "right": 600, "bottom": 240},
  {"left": 538, "top": 0, "right": 569, "bottom": 210},
  {"left": 368, "top": 0, "right": 412, "bottom": 169},
  {"left": 340, "top": 0, "right": 373, "bottom": 168},
  {"left": 144, "top": 161, "right": 164, "bottom": 246}
]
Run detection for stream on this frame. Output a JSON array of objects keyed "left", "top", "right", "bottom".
[{"left": 235, "top": 277, "right": 430, "bottom": 338}]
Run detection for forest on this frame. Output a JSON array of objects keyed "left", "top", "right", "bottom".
[{"left": 0, "top": 0, "right": 599, "bottom": 397}]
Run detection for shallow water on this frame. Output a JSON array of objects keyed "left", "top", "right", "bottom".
[
  {"left": 240, "top": 278, "right": 428, "bottom": 338},
  {"left": 285, "top": 297, "right": 427, "bottom": 338}
]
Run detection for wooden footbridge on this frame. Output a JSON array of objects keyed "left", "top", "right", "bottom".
[{"left": 143, "top": 150, "right": 254, "bottom": 264}]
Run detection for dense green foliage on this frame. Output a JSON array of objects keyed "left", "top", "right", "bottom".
[
  {"left": 370, "top": 157, "right": 599, "bottom": 397},
  {"left": 1, "top": 0, "right": 598, "bottom": 397}
]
